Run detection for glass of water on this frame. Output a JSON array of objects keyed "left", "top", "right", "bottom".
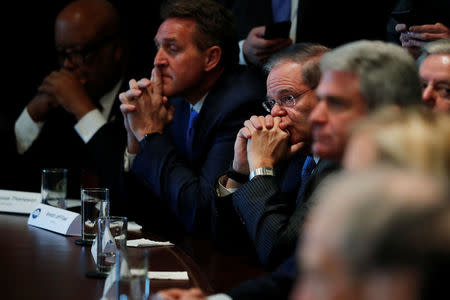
[
  {"left": 97, "top": 216, "right": 128, "bottom": 275},
  {"left": 79, "top": 188, "right": 110, "bottom": 245},
  {"left": 41, "top": 168, "right": 68, "bottom": 209},
  {"left": 118, "top": 249, "right": 150, "bottom": 300}
]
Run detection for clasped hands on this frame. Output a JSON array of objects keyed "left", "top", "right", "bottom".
[
  {"left": 119, "top": 68, "right": 175, "bottom": 149},
  {"left": 231, "top": 115, "right": 304, "bottom": 184},
  {"left": 28, "top": 69, "right": 93, "bottom": 122}
]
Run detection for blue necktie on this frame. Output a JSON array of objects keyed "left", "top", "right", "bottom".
[
  {"left": 296, "top": 156, "right": 316, "bottom": 205},
  {"left": 272, "top": 0, "right": 291, "bottom": 22},
  {"left": 186, "top": 108, "right": 199, "bottom": 161}
]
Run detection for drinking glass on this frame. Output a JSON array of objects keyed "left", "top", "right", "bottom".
[
  {"left": 97, "top": 216, "right": 128, "bottom": 275},
  {"left": 41, "top": 168, "right": 68, "bottom": 209},
  {"left": 78, "top": 188, "right": 110, "bottom": 245}
]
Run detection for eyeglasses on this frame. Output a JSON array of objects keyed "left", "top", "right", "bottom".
[
  {"left": 56, "top": 35, "right": 116, "bottom": 66},
  {"left": 262, "top": 89, "right": 312, "bottom": 113}
]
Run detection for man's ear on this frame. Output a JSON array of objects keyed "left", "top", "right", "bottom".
[{"left": 204, "top": 46, "right": 222, "bottom": 71}]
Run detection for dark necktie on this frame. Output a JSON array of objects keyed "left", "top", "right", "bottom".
[
  {"left": 296, "top": 156, "right": 316, "bottom": 205},
  {"left": 185, "top": 108, "right": 199, "bottom": 161},
  {"left": 272, "top": 0, "right": 291, "bottom": 22}
]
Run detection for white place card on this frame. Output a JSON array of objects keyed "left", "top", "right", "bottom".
[
  {"left": 27, "top": 203, "right": 81, "bottom": 236},
  {"left": 0, "top": 189, "right": 41, "bottom": 214},
  {"left": 148, "top": 271, "right": 189, "bottom": 280}
]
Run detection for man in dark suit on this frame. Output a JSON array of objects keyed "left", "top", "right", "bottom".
[
  {"left": 12, "top": 0, "right": 128, "bottom": 199},
  {"left": 223, "top": 0, "right": 397, "bottom": 66},
  {"left": 118, "top": 0, "right": 266, "bottom": 236},
  {"left": 224, "top": 41, "right": 422, "bottom": 270},
  {"left": 213, "top": 43, "right": 337, "bottom": 270}
]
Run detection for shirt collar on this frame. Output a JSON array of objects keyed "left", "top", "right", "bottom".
[{"left": 190, "top": 92, "right": 208, "bottom": 114}]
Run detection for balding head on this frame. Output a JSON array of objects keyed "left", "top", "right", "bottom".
[
  {"left": 54, "top": 0, "right": 125, "bottom": 98},
  {"left": 56, "top": 0, "right": 120, "bottom": 44}
]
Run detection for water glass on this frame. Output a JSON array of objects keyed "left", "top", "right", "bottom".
[
  {"left": 97, "top": 216, "right": 128, "bottom": 275},
  {"left": 80, "top": 188, "right": 110, "bottom": 244},
  {"left": 41, "top": 168, "right": 68, "bottom": 209},
  {"left": 117, "top": 249, "right": 150, "bottom": 300}
]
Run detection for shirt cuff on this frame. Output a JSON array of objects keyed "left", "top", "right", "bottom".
[
  {"left": 216, "top": 175, "right": 238, "bottom": 197},
  {"left": 74, "top": 109, "right": 106, "bottom": 143},
  {"left": 238, "top": 39, "right": 247, "bottom": 65},
  {"left": 123, "top": 148, "right": 137, "bottom": 172},
  {"left": 14, "top": 107, "right": 44, "bottom": 154},
  {"left": 208, "top": 294, "right": 233, "bottom": 300}
]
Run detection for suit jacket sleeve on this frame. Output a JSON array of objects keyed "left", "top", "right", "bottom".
[
  {"left": 232, "top": 175, "right": 299, "bottom": 269},
  {"left": 232, "top": 160, "right": 340, "bottom": 269}
]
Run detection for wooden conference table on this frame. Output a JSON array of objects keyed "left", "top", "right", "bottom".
[{"left": 0, "top": 212, "right": 267, "bottom": 299}]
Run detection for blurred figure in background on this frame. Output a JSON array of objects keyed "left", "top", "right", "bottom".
[
  {"left": 310, "top": 40, "right": 421, "bottom": 163},
  {"left": 292, "top": 167, "right": 449, "bottom": 300},
  {"left": 344, "top": 107, "right": 450, "bottom": 179},
  {"left": 417, "top": 39, "right": 450, "bottom": 113}
]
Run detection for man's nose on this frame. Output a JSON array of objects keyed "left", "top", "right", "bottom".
[
  {"left": 154, "top": 48, "right": 167, "bottom": 67},
  {"left": 309, "top": 101, "right": 327, "bottom": 125},
  {"left": 271, "top": 102, "right": 287, "bottom": 117},
  {"left": 422, "top": 84, "right": 436, "bottom": 108}
]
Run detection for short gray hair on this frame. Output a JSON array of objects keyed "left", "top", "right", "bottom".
[
  {"left": 320, "top": 40, "right": 422, "bottom": 110},
  {"left": 264, "top": 43, "right": 330, "bottom": 89},
  {"left": 417, "top": 39, "right": 450, "bottom": 66}
]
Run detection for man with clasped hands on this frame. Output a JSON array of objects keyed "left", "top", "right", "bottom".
[{"left": 118, "top": 0, "right": 266, "bottom": 236}]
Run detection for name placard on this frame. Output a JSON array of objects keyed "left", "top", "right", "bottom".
[
  {"left": 28, "top": 203, "right": 81, "bottom": 236},
  {"left": 0, "top": 189, "right": 42, "bottom": 214}
]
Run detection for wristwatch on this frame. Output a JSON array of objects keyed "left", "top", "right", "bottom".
[
  {"left": 249, "top": 166, "right": 275, "bottom": 180},
  {"left": 225, "top": 167, "right": 248, "bottom": 184}
]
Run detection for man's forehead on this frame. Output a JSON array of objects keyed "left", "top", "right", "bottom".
[{"left": 267, "top": 63, "right": 306, "bottom": 91}]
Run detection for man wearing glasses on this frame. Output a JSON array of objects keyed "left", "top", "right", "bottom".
[
  {"left": 213, "top": 43, "right": 339, "bottom": 270},
  {"left": 13, "top": 0, "right": 128, "bottom": 198}
]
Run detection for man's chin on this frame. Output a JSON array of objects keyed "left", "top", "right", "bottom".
[{"left": 312, "top": 142, "right": 337, "bottom": 160}]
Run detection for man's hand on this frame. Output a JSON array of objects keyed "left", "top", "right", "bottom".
[
  {"left": 119, "top": 68, "right": 175, "bottom": 141},
  {"left": 396, "top": 23, "right": 450, "bottom": 58},
  {"left": 37, "top": 69, "right": 95, "bottom": 120},
  {"left": 156, "top": 288, "right": 207, "bottom": 300},
  {"left": 119, "top": 79, "right": 141, "bottom": 154},
  {"left": 243, "top": 26, "right": 292, "bottom": 66},
  {"left": 245, "top": 115, "right": 291, "bottom": 172},
  {"left": 26, "top": 92, "right": 59, "bottom": 123}
]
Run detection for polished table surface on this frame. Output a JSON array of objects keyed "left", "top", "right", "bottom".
[{"left": 0, "top": 212, "right": 267, "bottom": 299}]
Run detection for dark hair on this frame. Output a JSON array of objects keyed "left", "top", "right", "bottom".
[
  {"left": 160, "top": 0, "right": 239, "bottom": 67},
  {"left": 264, "top": 43, "right": 330, "bottom": 89}
]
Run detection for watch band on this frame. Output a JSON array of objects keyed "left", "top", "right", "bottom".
[
  {"left": 225, "top": 167, "right": 248, "bottom": 184},
  {"left": 249, "top": 166, "right": 275, "bottom": 180}
]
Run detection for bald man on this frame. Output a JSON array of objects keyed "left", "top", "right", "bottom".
[{"left": 13, "top": 0, "right": 128, "bottom": 198}]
